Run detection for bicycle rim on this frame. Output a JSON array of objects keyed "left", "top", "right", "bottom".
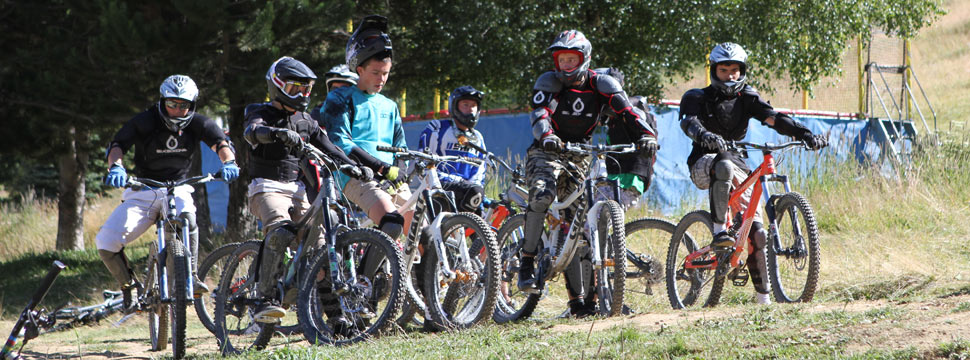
[
  {"left": 768, "top": 192, "right": 821, "bottom": 303},
  {"left": 195, "top": 242, "right": 241, "bottom": 335},
  {"left": 666, "top": 210, "right": 719, "bottom": 309},
  {"left": 490, "top": 214, "right": 540, "bottom": 322},
  {"left": 214, "top": 240, "right": 273, "bottom": 355}
]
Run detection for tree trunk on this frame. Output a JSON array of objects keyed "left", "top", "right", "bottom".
[
  {"left": 55, "top": 126, "right": 87, "bottom": 251},
  {"left": 191, "top": 150, "right": 213, "bottom": 251},
  {"left": 221, "top": 31, "right": 257, "bottom": 244}
]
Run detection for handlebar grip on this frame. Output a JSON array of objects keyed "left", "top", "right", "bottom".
[{"left": 376, "top": 146, "right": 407, "bottom": 153}]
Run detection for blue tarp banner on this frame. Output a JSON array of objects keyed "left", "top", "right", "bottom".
[{"left": 205, "top": 107, "right": 883, "bottom": 229}]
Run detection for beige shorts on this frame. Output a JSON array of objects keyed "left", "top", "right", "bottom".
[
  {"left": 249, "top": 191, "right": 310, "bottom": 233},
  {"left": 342, "top": 178, "right": 412, "bottom": 213}
]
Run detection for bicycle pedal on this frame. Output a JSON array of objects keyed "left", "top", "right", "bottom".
[{"left": 729, "top": 268, "right": 749, "bottom": 287}]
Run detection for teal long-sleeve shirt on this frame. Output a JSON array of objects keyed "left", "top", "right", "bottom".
[{"left": 319, "top": 85, "right": 407, "bottom": 188}]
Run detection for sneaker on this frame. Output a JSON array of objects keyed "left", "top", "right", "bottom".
[
  {"left": 193, "top": 276, "right": 210, "bottom": 295},
  {"left": 517, "top": 255, "right": 538, "bottom": 293},
  {"left": 710, "top": 231, "right": 735, "bottom": 248},
  {"left": 567, "top": 299, "right": 595, "bottom": 319},
  {"left": 254, "top": 300, "right": 286, "bottom": 323},
  {"left": 120, "top": 281, "right": 143, "bottom": 314},
  {"left": 754, "top": 292, "right": 772, "bottom": 305}
]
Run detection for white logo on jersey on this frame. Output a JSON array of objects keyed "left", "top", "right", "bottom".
[
  {"left": 572, "top": 98, "right": 585, "bottom": 113},
  {"left": 166, "top": 135, "right": 179, "bottom": 150},
  {"left": 533, "top": 91, "right": 546, "bottom": 104}
]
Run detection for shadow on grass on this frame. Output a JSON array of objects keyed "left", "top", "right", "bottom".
[{"left": 0, "top": 246, "right": 149, "bottom": 318}]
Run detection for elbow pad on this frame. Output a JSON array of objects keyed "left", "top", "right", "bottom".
[
  {"left": 680, "top": 115, "right": 708, "bottom": 142},
  {"left": 530, "top": 108, "right": 554, "bottom": 141},
  {"left": 243, "top": 125, "right": 277, "bottom": 147},
  {"left": 770, "top": 114, "right": 812, "bottom": 139}
]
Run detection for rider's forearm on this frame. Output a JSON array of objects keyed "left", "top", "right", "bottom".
[
  {"left": 530, "top": 109, "right": 555, "bottom": 141},
  {"left": 106, "top": 147, "right": 124, "bottom": 168},
  {"left": 680, "top": 114, "right": 709, "bottom": 143},
  {"left": 350, "top": 146, "right": 390, "bottom": 174},
  {"left": 242, "top": 122, "right": 277, "bottom": 146},
  {"left": 213, "top": 141, "right": 235, "bottom": 163},
  {"left": 767, "top": 113, "right": 812, "bottom": 139}
]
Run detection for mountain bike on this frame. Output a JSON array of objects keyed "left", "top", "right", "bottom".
[
  {"left": 1, "top": 261, "right": 65, "bottom": 360},
  {"left": 498, "top": 143, "right": 633, "bottom": 321},
  {"left": 125, "top": 172, "right": 223, "bottom": 359},
  {"left": 666, "top": 141, "right": 821, "bottom": 309},
  {"left": 214, "top": 141, "right": 404, "bottom": 353},
  {"left": 374, "top": 145, "right": 501, "bottom": 331}
]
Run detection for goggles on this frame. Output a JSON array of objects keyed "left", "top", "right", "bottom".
[
  {"left": 282, "top": 79, "right": 314, "bottom": 97},
  {"left": 164, "top": 99, "right": 192, "bottom": 110}
]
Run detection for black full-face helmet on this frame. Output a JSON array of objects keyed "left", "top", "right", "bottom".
[
  {"left": 346, "top": 15, "right": 393, "bottom": 72},
  {"left": 548, "top": 30, "right": 592, "bottom": 84},
  {"left": 324, "top": 64, "right": 359, "bottom": 91},
  {"left": 448, "top": 85, "right": 484, "bottom": 129},
  {"left": 157, "top": 74, "right": 199, "bottom": 132},
  {"left": 709, "top": 42, "right": 749, "bottom": 96},
  {"left": 266, "top": 56, "right": 317, "bottom": 112}
]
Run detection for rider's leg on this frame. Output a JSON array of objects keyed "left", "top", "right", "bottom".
[
  {"left": 343, "top": 178, "right": 413, "bottom": 241},
  {"left": 519, "top": 179, "right": 554, "bottom": 292},
  {"left": 748, "top": 221, "right": 771, "bottom": 304},
  {"left": 709, "top": 158, "right": 736, "bottom": 246},
  {"left": 178, "top": 212, "right": 209, "bottom": 294},
  {"left": 248, "top": 191, "right": 303, "bottom": 323},
  {"left": 441, "top": 181, "right": 485, "bottom": 214},
  {"left": 96, "top": 189, "right": 160, "bottom": 312},
  {"left": 563, "top": 246, "right": 595, "bottom": 317}
]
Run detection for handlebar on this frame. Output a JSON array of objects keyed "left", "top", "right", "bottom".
[
  {"left": 563, "top": 142, "right": 638, "bottom": 156},
  {"left": 127, "top": 172, "right": 221, "bottom": 190},
  {"left": 377, "top": 146, "right": 484, "bottom": 166},
  {"left": 455, "top": 135, "right": 524, "bottom": 181},
  {"left": 730, "top": 141, "right": 807, "bottom": 152}
]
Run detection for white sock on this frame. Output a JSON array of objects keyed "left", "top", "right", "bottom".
[{"left": 712, "top": 223, "right": 727, "bottom": 234}]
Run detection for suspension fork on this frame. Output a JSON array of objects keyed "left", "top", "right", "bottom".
[{"left": 156, "top": 218, "right": 170, "bottom": 301}]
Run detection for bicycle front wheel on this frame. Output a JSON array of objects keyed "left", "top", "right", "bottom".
[
  {"left": 146, "top": 243, "right": 169, "bottom": 352},
  {"left": 298, "top": 228, "right": 404, "bottom": 346},
  {"left": 666, "top": 210, "right": 724, "bottom": 309},
  {"left": 425, "top": 213, "right": 501, "bottom": 330},
  {"left": 165, "top": 234, "right": 189, "bottom": 360},
  {"left": 623, "top": 217, "right": 675, "bottom": 311},
  {"left": 213, "top": 240, "right": 274, "bottom": 355},
  {"left": 489, "top": 214, "right": 540, "bottom": 322},
  {"left": 589, "top": 200, "right": 626, "bottom": 316},
  {"left": 767, "top": 192, "right": 821, "bottom": 303}
]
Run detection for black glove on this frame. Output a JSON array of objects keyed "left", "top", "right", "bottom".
[
  {"left": 803, "top": 134, "right": 828, "bottom": 150},
  {"left": 274, "top": 129, "right": 302, "bottom": 148},
  {"left": 339, "top": 164, "right": 364, "bottom": 180},
  {"left": 700, "top": 131, "right": 727, "bottom": 152},
  {"left": 636, "top": 135, "right": 659, "bottom": 159},
  {"left": 542, "top": 134, "right": 562, "bottom": 153},
  {"left": 357, "top": 166, "right": 374, "bottom": 182}
]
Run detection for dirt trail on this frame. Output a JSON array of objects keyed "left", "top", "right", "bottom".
[{"left": 3, "top": 294, "right": 969, "bottom": 358}]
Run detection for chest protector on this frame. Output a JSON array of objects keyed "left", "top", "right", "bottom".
[
  {"left": 135, "top": 121, "right": 198, "bottom": 181},
  {"left": 551, "top": 89, "right": 600, "bottom": 143},
  {"left": 248, "top": 106, "right": 316, "bottom": 182}
]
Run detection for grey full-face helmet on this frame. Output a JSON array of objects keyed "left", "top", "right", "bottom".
[
  {"left": 346, "top": 15, "right": 393, "bottom": 73},
  {"left": 547, "top": 30, "right": 592, "bottom": 84},
  {"left": 709, "top": 42, "right": 749, "bottom": 96},
  {"left": 157, "top": 74, "right": 199, "bottom": 132}
]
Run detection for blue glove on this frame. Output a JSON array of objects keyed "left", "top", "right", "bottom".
[
  {"left": 221, "top": 160, "right": 240, "bottom": 182},
  {"left": 104, "top": 165, "right": 127, "bottom": 188}
]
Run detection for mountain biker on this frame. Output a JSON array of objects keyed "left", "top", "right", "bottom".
[
  {"left": 309, "top": 64, "right": 359, "bottom": 124},
  {"left": 417, "top": 85, "right": 489, "bottom": 215},
  {"left": 97, "top": 74, "right": 239, "bottom": 313},
  {"left": 243, "top": 56, "right": 370, "bottom": 323},
  {"left": 590, "top": 67, "right": 658, "bottom": 208},
  {"left": 319, "top": 15, "right": 414, "bottom": 332},
  {"left": 516, "top": 30, "right": 659, "bottom": 318},
  {"left": 679, "top": 42, "right": 828, "bottom": 305}
]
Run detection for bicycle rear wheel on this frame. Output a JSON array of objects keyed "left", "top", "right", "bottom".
[
  {"left": 622, "top": 217, "right": 674, "bottom": 311},
  {"left": 146, "top": 243, "right": 169, "bottom": 352},
  {"left": 214, "top": 240, "right": 274, "bottom": 355},
  {"left": 588, "top": 200, "right": 626, "bottom": 316},
  {"left": 665, "top": 210, "right": 724, "bottom": 309},
  {"left": 767, "top": 192, "right": 821, "bottom": 303},
  {"left": 489, "top": 214, "right": 540, "bottom": 322},
  {"left": 425, "top": 213, "right": 501, "bottom": 330},
  {"left": 195, "top": 241, "right": 240, "bottom": 335},
  {"left": 165, "top": 234, "right": 189, "bottom": 360},
  {"left": 298, "top": 228, "right": 404, "bottom": 345}
]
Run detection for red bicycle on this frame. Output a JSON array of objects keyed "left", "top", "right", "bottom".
[{"left": 666, "top": 141, "right": 821, "bottom": 309}]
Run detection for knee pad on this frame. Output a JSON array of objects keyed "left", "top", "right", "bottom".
[
  {"left": 379, "top": 211, "right": 405, "bottom": 241},
  {"left": 266, "top": 221, "right": 297, "bottom": 250},
  {"left": 750, "top": 222, "right": 767, "bottom": 251},
  {"left": 179, "top": 212, "right": 198, "bottom": 231},
  {"left": 528, "top": 180, "right": 554, "bottom": 213},
  {"left": 462, "top": 185, "right": 484, "bottom": 211},
  {"left": 712, "top": 159, "right": 735, "bottom": 181}
]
